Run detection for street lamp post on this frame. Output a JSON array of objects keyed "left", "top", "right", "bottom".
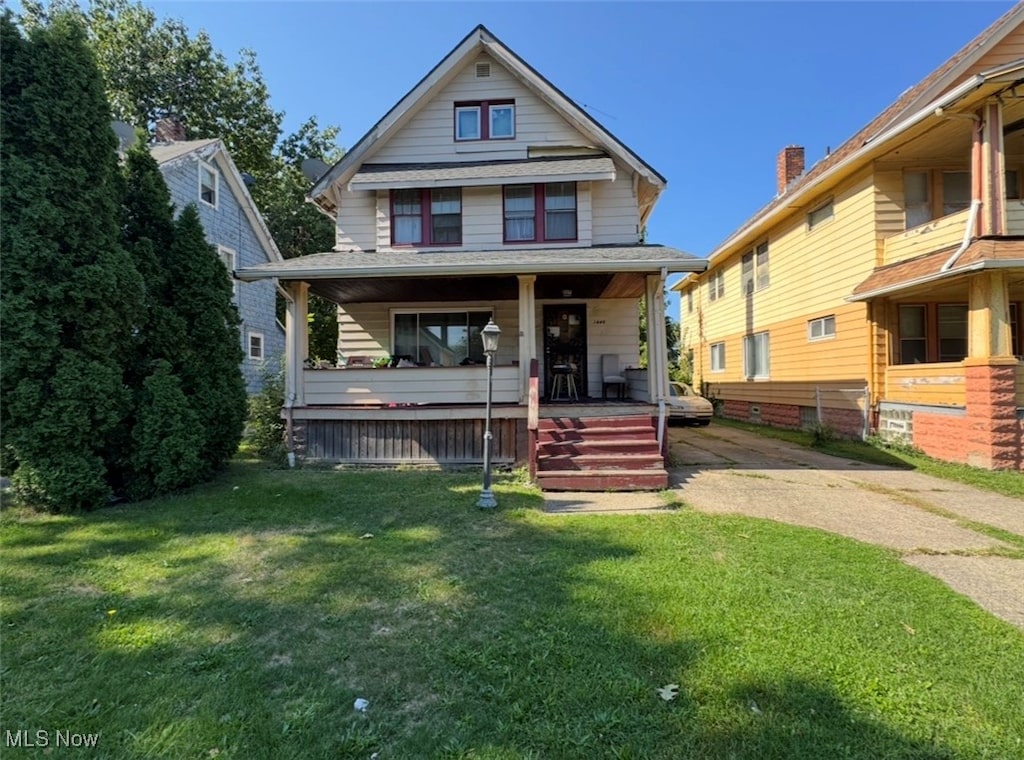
[{"left": 477, "top": 318, "right": 501, "bottom": 509}]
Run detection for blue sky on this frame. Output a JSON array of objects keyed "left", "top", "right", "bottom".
[{"left": 52, "top": 2, "right": 1024, "bottom": 300}]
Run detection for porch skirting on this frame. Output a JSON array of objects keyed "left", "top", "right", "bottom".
[{"left": 291, "top": 408, "right": 529, "bottom": 465}]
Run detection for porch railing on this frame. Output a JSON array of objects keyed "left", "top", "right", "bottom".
[
  {"left": 884, "top": 363, "right": 965, "bottom": 406},
  {"left": 303, "top": 365, "right": 520, "bottom": 406},
  {"left": 881, "top": 208, "right": 970, "bottom": 266}
]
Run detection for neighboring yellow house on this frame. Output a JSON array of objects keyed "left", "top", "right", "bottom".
[{"left": 674, "top": 4, "right": 1024, "bottom": 470}]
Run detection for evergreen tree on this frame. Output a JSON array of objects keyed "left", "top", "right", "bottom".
[
  {"left": 167, "top": 205, "right": 247, "bottom": 473},
  {"left": 0, "top": 11, "right": 144, "bottom": 510}
]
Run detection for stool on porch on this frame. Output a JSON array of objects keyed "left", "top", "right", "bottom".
[{"left": 550, "top": 364, "right": 579, "bottom": 401}]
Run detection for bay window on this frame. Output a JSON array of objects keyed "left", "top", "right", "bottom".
[
  {"left": 391, "top": 188, "right": 462, "bottom": 246},
  {"left": 503, "top": 182, "right": 577, "bottom": 243}
]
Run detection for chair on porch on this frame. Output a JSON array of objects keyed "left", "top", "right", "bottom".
[{"left": 601, "top": 354, "right": 628, "bottom": 400}]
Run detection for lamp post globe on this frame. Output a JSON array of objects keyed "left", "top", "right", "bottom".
[{"left": 477, "top": 319, "right": 501, "bottom": 509}]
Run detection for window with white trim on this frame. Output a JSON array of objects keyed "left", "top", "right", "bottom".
[
  {"left": 247, "top": 332, "right": 264, "bottom": 361},
  {"left": 710, "top": 342, "right": 725, "bottom": 372},
  {"left": 199, "top": 161, "right": 218, "bottom": 208},
  {"left": 217, "top": 246, "right": 238, "bottom": 299},
  {"left": 808, "top": 199, "right": 834, "bottom": 230},
  {"left": 455, "top": 100, "right": 515, "bottom": 141},
  {"left": 808, "top": 315, "right": 836, "bottom": 341},
  {"left": 743, "top": 331, "right": 770, "bottom": 379},
  {"left": 741, "top": 242, "right": 769, "bottom": 294},
  {"left": 392, "top": 309, "right": 492, "bottom": 366},
  {"left": 708, "top": 270, "right": 724, "bottom": 301}
]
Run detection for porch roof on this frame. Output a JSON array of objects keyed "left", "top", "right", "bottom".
[
  {"left": 235, "top": 244, "right": 706, "bottom": 282},
  {"left": 848, "top": 237, "right": 1024, "bottom": 301},
  {"left": 348, "top": 156, "right": 615, "bottom": 190}
]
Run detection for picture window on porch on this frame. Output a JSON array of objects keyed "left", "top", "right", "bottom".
[
  {"left": 391, "top": 188, "right": 462, "bottom": 246},
  {"left": 896, "top": 303, "right": 968, "bottom": 364},
  {"left": 392, "top": 310, "right": 492, "bottom": 367},
  {"left": 503, "top": 182, "right": 577, "bottom": 242}
]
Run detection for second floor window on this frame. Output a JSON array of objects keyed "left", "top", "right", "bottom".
[
  {"left": 199, "top": 162, "right": 218, "bottom": 208},
  {"left": 741, "top": 242, "right": 770, "bottom": 294},
  {"left": 904, "top": 170, "right": 969, "bottom": 229},
  {"left": 708, "top": 270, "right": 725, "bottom": 301},
  {"left": 503, "top": 182, "right": 577, "bottom": 243},
  {"left": 391, "top": 188, "right": 462, "bottom": 246},
  {"left": 455, "top": 100, "right": 515, "bottom": 141}
]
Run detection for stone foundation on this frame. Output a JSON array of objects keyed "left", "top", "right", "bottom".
[{"left": 721, "top": 400, "right": 864, "bottom": 439}]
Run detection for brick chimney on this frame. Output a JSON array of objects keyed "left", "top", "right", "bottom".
[
  {"left": 776, "top": 145, "right": 805, "bottom": 194},
  {"left": 154, "top": 114, "right": 187, "bottom": 143}
]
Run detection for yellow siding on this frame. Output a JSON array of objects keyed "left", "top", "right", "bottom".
[
  {"left": 881, "top": 207, "right": 970, "bottom": 265},
  {"left": 684, "top": 171, "right": 878, "bottom": 400},
  {"left": 885, "top": 363, "right": 965, "bottom": 406},
  {"left": 969, "top": 23, "right": 1024, "bottom": 75},
  {"left": 873, "top": 169, "right": 905, "bottom": 253}
]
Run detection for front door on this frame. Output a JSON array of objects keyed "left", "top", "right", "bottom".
[{"left": 543, "top": 304, "right": 587, "bottom": 399}]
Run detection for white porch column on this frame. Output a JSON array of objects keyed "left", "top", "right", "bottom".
[
  {"left": 517, "top": 274, "right": 537, "bottom": 403},
  {"left": 284, "top": 281, "right": 309, "bottom": 407},
  {"left": 645, "top": 272, "right": 669, "bottom": 402}
]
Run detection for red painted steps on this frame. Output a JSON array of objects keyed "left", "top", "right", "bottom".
[{"left": 534, "top": 416, "right": 668, "bottom": 491}]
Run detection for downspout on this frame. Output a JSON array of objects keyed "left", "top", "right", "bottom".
[
  {"left": 940, "top": 113, "right": 984, "bottom": 273},
  {"left": 940, "top": 198, "right": 982, "bottom": 272}
]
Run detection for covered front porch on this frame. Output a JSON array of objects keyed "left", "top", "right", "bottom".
[{"left": 237, "top": 245, "right": 704, "bottom": 471}]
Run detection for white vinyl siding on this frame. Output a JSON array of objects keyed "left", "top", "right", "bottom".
[
  {"left": 590, "top": 167, "right": 640, "bottom": 244},
  {"left": 335, "top": 187, "right": 378, "bottom": 251},
  {"left": 372, "top": 54, "right": 582, "bottom": 163}
]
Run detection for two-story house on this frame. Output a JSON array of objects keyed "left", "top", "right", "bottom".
[
  {"left": 237, "top": 25, "right": 706, "bottom": 489},
  {"left": 673, "top": 4, "right": 1024, "bottom": 470},
  {"left": 151, "top": 119, "right": 285, "bottom": 393}
]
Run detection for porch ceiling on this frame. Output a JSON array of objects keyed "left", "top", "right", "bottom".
[{"left": 305, "top": 271, "right": 646, "bottom": 304}]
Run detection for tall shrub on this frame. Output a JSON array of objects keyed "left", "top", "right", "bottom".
[
  {"left": 0, "top": 11, "right": 143, "bottom": 510},
  {"left": 167, "top": 206, "right": 247, "bottom": 473}
]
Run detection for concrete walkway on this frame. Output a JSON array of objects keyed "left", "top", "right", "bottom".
[{"left": 544, "top": 424, "right": 1024, "bottom": 630}]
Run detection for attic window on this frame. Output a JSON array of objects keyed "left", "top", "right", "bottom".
[
  {"left": 454, "top": 100, "right": 514, "bottom": 141},
  {"left": 199, "top": 161, "right": 218, "bottom": 208},
  {"left": 475, "top": 62, "right": 491, "bottom": 78}
]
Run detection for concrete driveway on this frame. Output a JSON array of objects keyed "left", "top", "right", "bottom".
[{"left": 667, "top": 424, "right": 1024, "bottom": 630}]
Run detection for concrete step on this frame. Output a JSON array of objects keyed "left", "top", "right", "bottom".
[
  {"left": 536, "top": 453, "right": 665, "bottom": 471},
  {"left": 536, "top": 468, "right": 669, "bottom": 492}
]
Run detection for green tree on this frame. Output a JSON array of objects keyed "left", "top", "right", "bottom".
[
  {"left": 167, "top": 205, "right": 248, "bottom": 473},
  {"left": 638, "top": 294, "right": 682, "bottom": 374},
  {"left": 20, "top": 0, "right": 282, "bottom": 200},
  {"left": 0, "top": 10, "right": 144, "bottom": 510},
  {"left": 262, "top": 117, "right": 345, "bottom": 361}
]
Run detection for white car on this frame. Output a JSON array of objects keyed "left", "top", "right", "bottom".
[{"left": 667, "top": 382, "right": 714, "bottom": 426}]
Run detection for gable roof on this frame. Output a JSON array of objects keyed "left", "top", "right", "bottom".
[
  {"left": 309, "top": 25, "right": 666, "bottom": 216},
  {"left": 151, "top": 139, "right": 283, "bottom": 264},
  {"left": 702, "top": 2, "right": 1024, "bottom": 267}
]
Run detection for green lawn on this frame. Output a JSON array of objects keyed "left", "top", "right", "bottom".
[
  {"left": 2, "top": 462, "right": 1023, "bottom": 759},
  {"left": 710, "top": 418, "right": 1024, "bottom": 500}
]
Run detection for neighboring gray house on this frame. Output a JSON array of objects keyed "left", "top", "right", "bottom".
[{"left": 151, "top": 131, "right": 285, "bottom": 393}]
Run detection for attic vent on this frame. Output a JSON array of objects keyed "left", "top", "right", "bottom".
[{"left": 475, "top": 62, "right": 491, "bottom": 78}]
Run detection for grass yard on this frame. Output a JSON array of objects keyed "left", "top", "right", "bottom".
[{"left": 2, "top": 461, "right": 1023, "bottom": 759}]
